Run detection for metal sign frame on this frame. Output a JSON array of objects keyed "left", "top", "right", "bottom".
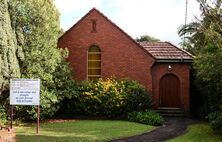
[{"left": 9, "top": 78, "right": 40, "bottom": 134}]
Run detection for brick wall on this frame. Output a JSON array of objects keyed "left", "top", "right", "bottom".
[
  {"left": 58, "top": 9, "right": 155, "bottom": 90},
  {"left": 151, "top": 63, "right": 191, "bottom": 112}
]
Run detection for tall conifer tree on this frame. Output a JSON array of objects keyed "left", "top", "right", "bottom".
[{"left": 0, "top": 0, "right": 22, "bottom": 95}]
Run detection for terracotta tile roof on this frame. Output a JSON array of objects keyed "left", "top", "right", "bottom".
[{"left": 138, "top": 41, "right": 193, "bottom": 61}]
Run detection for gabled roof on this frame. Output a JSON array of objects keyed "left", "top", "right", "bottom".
[
  {"left": 138, "top": 41, "right": 193, "bottom": 62},
  {"left": 59, "top": 8, "right": 155, "bottom": 59}
]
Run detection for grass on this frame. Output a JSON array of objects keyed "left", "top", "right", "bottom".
[
  {"left": 15, "top": 120, "right": 154, "bottom": 142},
  {"left": 168, "top": 123, "right": 222, "bottom": 142}
]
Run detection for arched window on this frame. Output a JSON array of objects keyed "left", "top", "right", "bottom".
[{"left": 88, "top": 45, "right": 101, "bottom": 80}]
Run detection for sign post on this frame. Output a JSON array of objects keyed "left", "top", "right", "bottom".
[
  {"left": 10, "top": 105, "right": 13, "bottom": 129},
  {"left": 37, "top": 105, "right": 40, "bottom": 134},
  {"left": 10, "top": 79, "right": 40, "bottom": 133}
]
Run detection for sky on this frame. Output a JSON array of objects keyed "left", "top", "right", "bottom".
[{"left": 54, "top": 0, "right": 200, "bottom": 45}]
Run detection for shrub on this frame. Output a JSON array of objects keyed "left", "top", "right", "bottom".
[
  {"left": 0, "top": 105, "right": 7, "bottom": 124},
  {"left": 74, "top": 78, "right": 125, "bottom": 117},
  {"left": 127, "top": 111, "right": 164, "bottom": 126},
  {"left": 60, "top": 78, "right": 152, "bottom": 118},
  {"left": 208, "top": 111, "right": 222, "bottom": 133},
  {"left": 124, "top": 80, "right": 152, "bottom": 112}
]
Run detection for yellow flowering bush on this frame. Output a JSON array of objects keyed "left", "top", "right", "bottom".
[{"left": 61, "top": 78, "right": 152, "bottom": 118}]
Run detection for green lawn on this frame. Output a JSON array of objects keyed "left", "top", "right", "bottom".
[
  {"left": 15, "top": 120, "right": 154, "bottom": 142},
  {"left": 168, "top": 123, "right": 222, "bottom": 142}
]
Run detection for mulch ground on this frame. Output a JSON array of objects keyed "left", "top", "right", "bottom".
[
  {"left": 0, "top": 127, "right": 15, "bottom": 142},
  {"left": 109, "top": 117, "right": 199, "bottom": 142}
]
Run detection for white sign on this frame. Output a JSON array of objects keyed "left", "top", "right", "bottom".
[{"left": 10, "top": 79, "right": 40, "bottom": 105}]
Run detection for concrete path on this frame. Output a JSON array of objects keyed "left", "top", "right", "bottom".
[{"left": 110, "top": 117, "right": 198, "bottom": 142}]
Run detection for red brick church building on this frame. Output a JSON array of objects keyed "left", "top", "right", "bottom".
[{"left": 58, "top": 8, "right": 193, "bottom": 113}]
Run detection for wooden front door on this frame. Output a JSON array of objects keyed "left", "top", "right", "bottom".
[{"left": 159, "top": 74, "right": 181, "bottom": 108}]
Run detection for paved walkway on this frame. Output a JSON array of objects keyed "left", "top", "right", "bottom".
[{"left": 110, "top": 117, "right": 198, "bottom": 142}]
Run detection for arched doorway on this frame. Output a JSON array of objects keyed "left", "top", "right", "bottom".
[{"left": 159, "top": 74, "right": 181, "bottom": 108}]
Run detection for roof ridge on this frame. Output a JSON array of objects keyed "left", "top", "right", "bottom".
[{"left": 138, "top": 41, "right": 166, "bottom": 43}]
